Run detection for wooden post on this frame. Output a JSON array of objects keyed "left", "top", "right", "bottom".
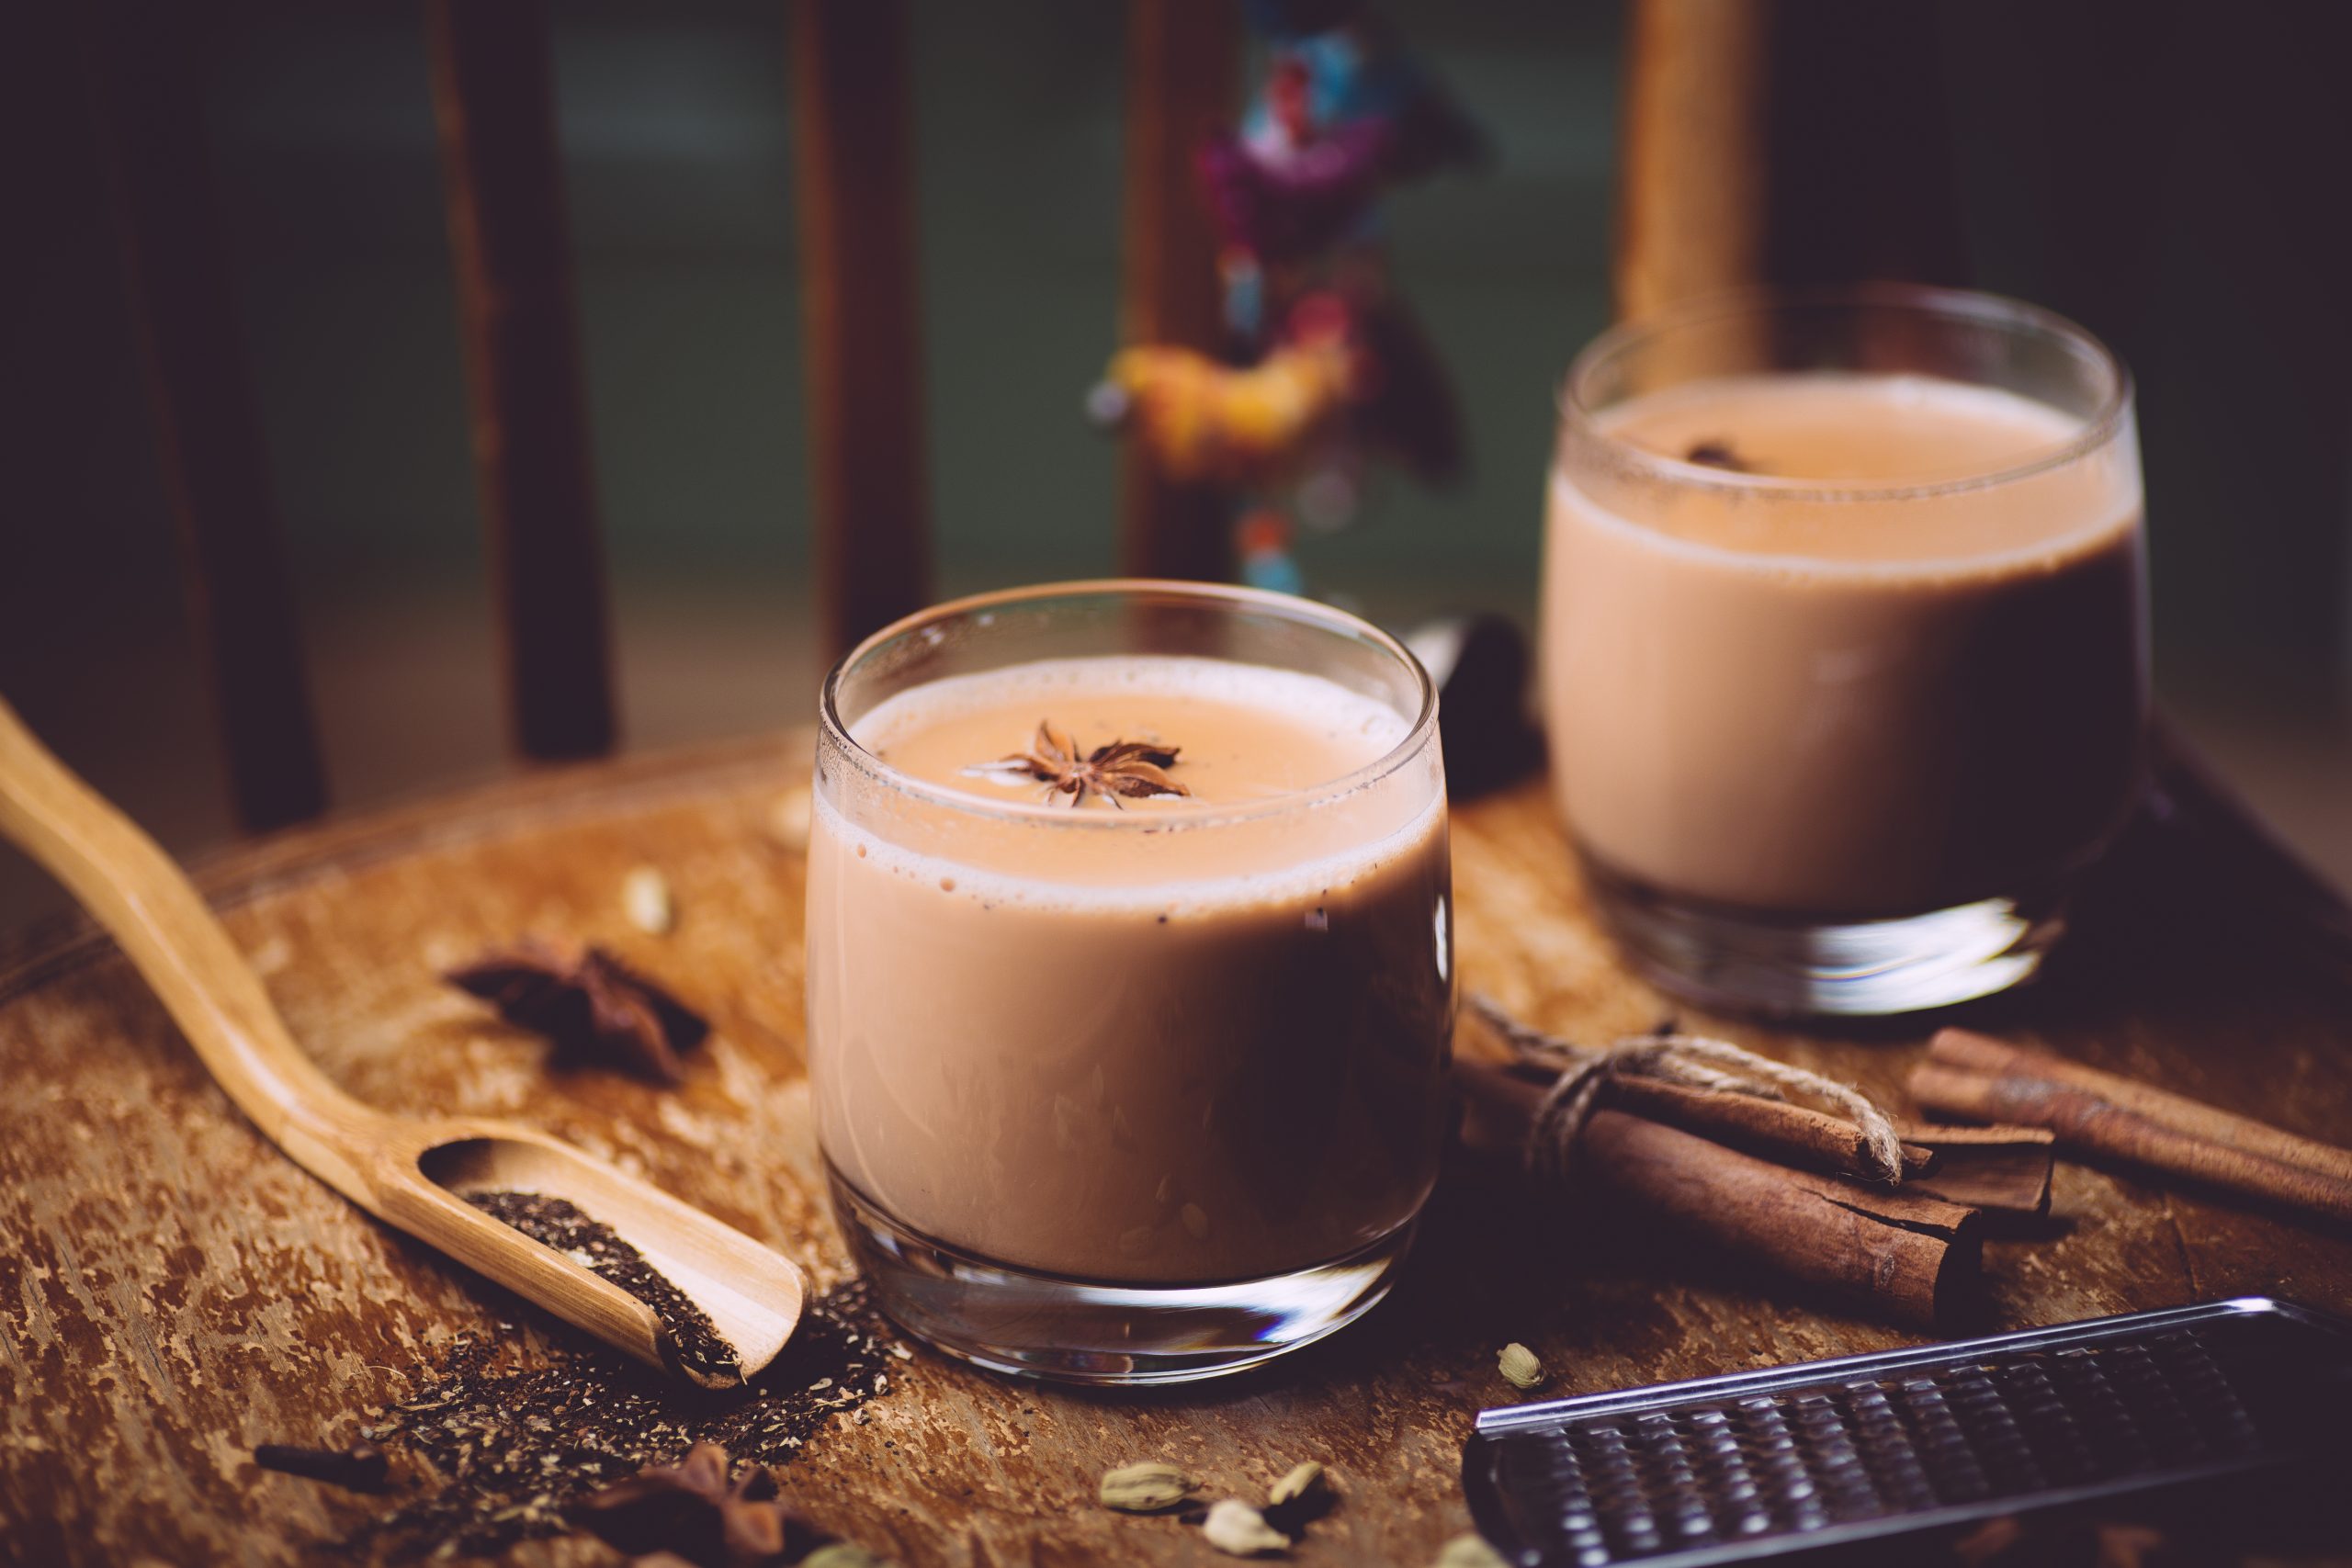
[
  {"left": 80, "top": 0, "right": 328, "bottom": 831},
  {"left": 1116, "top": 0, "right": 1240, "bottom": 583},
  {"left": 1614, "top": 0, "right": 1970, "bottom": 321},
  {"left": 791, "top": 0, "right": 932, "bottom": 661},
  {"left": 426, "top": 0, "right": 617, "bottom": 761}
]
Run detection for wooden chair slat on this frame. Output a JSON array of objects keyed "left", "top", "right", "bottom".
[
  {"left": 1115, "top": 0, "right": 1239, "bottom": 582},
  {"left": 426, "top": 0, "right": 617, "bottom": 760},
  {"left": 1614, "top": 0, "right": 1969, "bottom": 318},
  {"left": 81, "top": 1, "right": 328, "bottom": 832},
  {"left": 791, "top": 0, "right": 931, "bottom": 660}
]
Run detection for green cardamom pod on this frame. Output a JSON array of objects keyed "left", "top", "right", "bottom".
[
  {"left": 802, "top": 1547, "right": 892, "bottom": 1568},
  {"left": 1203, "top": 1498, "right": 1290, "bottom": 1556},
  {"left": 1436, "top": 1532, "right": 1510, "bottom": 1568},
  {"left": 1268, "top": 1460, "right": 1325, "bottom": 1506},
  {"left": 1099, "top": 1461, "right": 1193, "bottom": 1513},
  {"left": 1498, "top": 1341, "right": 1544, "bottom": 1390}
]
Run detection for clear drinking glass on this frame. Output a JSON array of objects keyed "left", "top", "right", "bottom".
[
  {"left": 808, "top": 581, "right": 1453, "bottom": 1383},
  {"left": 1543, "top": 286, "right": 2149, "bottom": 1016}
]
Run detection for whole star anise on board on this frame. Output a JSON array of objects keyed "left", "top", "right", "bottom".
[
  {"left": 966, "top": 721, "right": 1191, "bottom": 808},
  {"left": 575, "top": 1442, "right": 838, "bottom": 1568},
  {"left": 445, "top": 938, "right": 708, "bottom": 1084}
]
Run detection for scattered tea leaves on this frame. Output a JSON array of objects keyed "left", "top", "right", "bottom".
[{"left": 341, "top": 1281, "right": 895, "bottom": 1562}]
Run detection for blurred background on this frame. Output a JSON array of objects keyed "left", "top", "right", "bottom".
[{"left": 6, "top": 0, "right": 2349, "bottom": 925}]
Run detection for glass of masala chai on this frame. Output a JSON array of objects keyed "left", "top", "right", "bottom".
[
  {"left": 1544, "top": 285, "right": 2148, "bottom": 1016},
  {"left": 808, "top": 581, "right": 1453, "bottom": 1382}
]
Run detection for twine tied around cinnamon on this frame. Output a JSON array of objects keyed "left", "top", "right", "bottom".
[{"left": 1468, "top": 995, "right": 1908, "bottom": 1188}]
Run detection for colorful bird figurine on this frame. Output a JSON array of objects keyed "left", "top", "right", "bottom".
[{"left": 1087, "top": 295, "right": 1361, "bottom": 489}]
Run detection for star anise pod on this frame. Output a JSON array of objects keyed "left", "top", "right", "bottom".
[
  {"left": 576, "top": 1443, "right": 837, "bottom": 1568},
  {"left": 445, "top": 938, "right": 708, "bottom": 1084},
  {"left": 966, "top": 721, "right": 1190, "bottom": 808},
  {"left": 1682, "top": 437, "right": 1750, "bottom": 471}
]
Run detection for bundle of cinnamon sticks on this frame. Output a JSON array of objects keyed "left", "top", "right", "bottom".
[
  {"left": 1457, "top": 1008, "right": 2352, "bottom": 1334},
  {"left": 1453, "top": 1010, "right": 2054, "bottom": 1330},
  {"left": 1911, "top": 1029, "right": 2352, "bottom": 1225}
]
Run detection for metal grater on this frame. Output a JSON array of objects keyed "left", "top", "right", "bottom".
[{"left": 1463, "top": 1298, "right": 2352, "bottom": 1566}]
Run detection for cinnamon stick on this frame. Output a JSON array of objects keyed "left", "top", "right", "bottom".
[
  {"left": 1603, "top": 1073, "right": 1933, "bottom": 1181},
  {"left": 1898, "top": 1122, "right": 2056, "bottom": 1216},
  {"left": 1456, "top": 1059, "right": 1980, "bottom": 1327},
  {"left": 1911, "top": 1029, "right": 2352, "bottom": 1224},
  {"left": 1463, "top": 1055, "right": 2052, "bottom": 1215}
]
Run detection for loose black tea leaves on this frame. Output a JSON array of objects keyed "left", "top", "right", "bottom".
[
  {"left": 346, "top": 1280, "right": 898, "bottom": 1562},
  {"left": 463, "top": 1189, "right": 743, "bottom": 1387}
]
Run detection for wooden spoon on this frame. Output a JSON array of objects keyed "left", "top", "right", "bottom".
[{"left": 0, "top": 695, "right": 804, "bottom": 1388}]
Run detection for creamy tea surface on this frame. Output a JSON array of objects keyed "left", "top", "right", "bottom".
[
  {"left": 808, "top": 655, "right": 1452, "bottom": 1284},
  {"left": 1544, "top": 372, "right": 2148, "bottom": 919}
]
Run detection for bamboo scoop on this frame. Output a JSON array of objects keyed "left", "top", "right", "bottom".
[{"left": 0, "top": 695, "right": 803, "bottom": 1388}]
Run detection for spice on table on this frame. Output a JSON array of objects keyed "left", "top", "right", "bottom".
[
  {"left": 465, "top": 1190, "right": 742, "bottom": 1388},
  {"left": 1434, "top": 1532, "right": 1510, "bottom": 1568},
  {"left": 445, "top": 938, "right": 708, "bottom": 1083},
  {"left": 1497, "top": 1342, "right": 1544, "bottom": 1391},
  {"left": 1464, "top": 998, "right": 2054, "bottom": 1215},
  {"left": 769, "top": 788, "right": 813, "bottom": 851},
  {"left": 1260, "top": 1461, "right": 1334, "bottom": 1536},
  {"left": 344, "top": 1280, "right": 894, "bottom": 1563},
  {"left": 1597, "top": 1108, "right": 1979, "bottom": 1327},
  {"left": 1453, "top": 1005, "right": 1988, "bottom": 1329},
  {"left": 1202, "top": 1498, "right": 1291, "bottom": 1556},
  {"left": 1266, "top": 1461, "right": 1323, "bottom": 1508},
  {"left": 1100, "top": 1461, "right": 1194, "bottom": 1513},
  {"left": 1911, "top": 1028, "right": 2352, "bottom": 1224},
  {"left": 801, "top": 1546, "right": 892, "bottom": 1568},
  {"left": 624, "top": 865, "right": 676, "bottom": 934},
  {"left": 575, "top": 1441, "right": 829, "bottom": 1568},
  {"left": 1466, "top": 997, "right": 1908, "bottom": 1184},
  {"left": 253, "top": 1441, "right": 390, "bottom": 1493}
]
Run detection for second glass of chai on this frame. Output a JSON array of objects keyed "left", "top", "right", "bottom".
[
  {"left": 807, "top": 581, "right": 1453, "bottom": 1383},
  {"left": 1543, "top": 286, "right": 2149, "bottom": 1016}
]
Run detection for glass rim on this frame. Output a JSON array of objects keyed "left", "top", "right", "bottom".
[
  {"left": 1557, "top": 282, "right": 2137, "bottom": 502},
  {"left": 818, "top": 578, "right": 1442, "bottom": 830}
]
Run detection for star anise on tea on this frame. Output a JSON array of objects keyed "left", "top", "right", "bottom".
[
  {"left": 446, "top": 939, "right": 708, "bottom": 1084},
  {"left": 1682, "top": 437, "right": 1751, "bottom": 471},
  {"left": 576, "top": 1442, "right": 836, "bottom": 1568},
  {"left": 967, "top": 721, "right": 1191, "bottom": 808}
]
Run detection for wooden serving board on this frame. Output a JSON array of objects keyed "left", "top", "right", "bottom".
[{"left": 1, "top": 735, "right": 2347, "bottom": 1565}]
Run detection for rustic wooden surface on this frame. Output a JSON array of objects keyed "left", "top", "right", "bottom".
[{"left": 1, "top": 735, "right": 2347, "bottom": 1566}]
